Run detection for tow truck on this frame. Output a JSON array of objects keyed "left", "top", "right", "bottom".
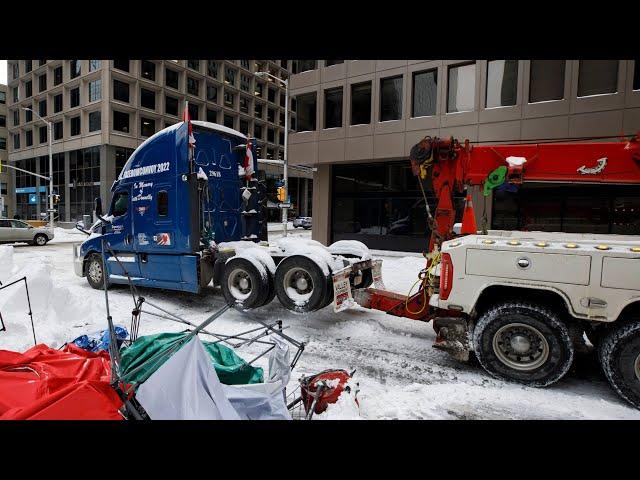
[{"left": 348, "top": 133, "right": 640, "bottom": 409}]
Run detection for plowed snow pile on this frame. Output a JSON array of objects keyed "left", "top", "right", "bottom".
[{"left": 0, "top": 245, "right": 104, "bottom": 351}]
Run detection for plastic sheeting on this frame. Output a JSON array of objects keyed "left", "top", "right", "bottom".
[
  {"left": 72, "top": 325, "right": 129, "bottom": 353},
  {"left": 120, "top": 332, "right": 264, "bottom": 386},
  {"left": 0, "top": 344, "right": 123, "bottom": 420}
]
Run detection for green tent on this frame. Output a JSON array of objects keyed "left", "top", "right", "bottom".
[{"left": 120, "top": 332, "right": 264, "bottom": 387}]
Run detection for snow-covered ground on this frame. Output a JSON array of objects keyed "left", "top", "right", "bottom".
[{"left": 1, "top": 227, "right": 639, "bottom": 419}]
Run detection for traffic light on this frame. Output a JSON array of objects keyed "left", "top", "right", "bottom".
[{"left": 276, "top": 186, "right": 286, "bottom": 202}]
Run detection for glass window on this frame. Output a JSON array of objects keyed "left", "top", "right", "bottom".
[
  {"left": 54, "top": 93, "right": 63, "bottom": 113},
  {"left": 351, "top": 82, "right": 371, "bottom": 125},
  {"left": 0, "top": 91, "right": 5, "bottom": 104},
  {"left": 71, "top": 116, "right": 81, "bottom": 136},
  {"left": 529, "top": 60, "right": 565, "bottom": 103},
  {"left": 112, "top": 191, "right": 129, "bottom": 217},
  {"left": 70, "top": 60, "right": 81, "bottom": 78},
  {"left": 115, "top": 147, "right": 133, "bottom": 178},
  {"left": 25, "top": 109, "right": 32, "bottom": 123},
  {"left": 206, "top": 108, "right": 217, "bottom": 123},
  {"left": 140, "top": 117, "right": 155, "bottom": 137},
  {"left": 240, "top": 74, "right": 251, "bottom": 92},
  {"left": 254, "top": 124, "right": 263, "bottom": 139},
  {"left": 267, "top": 128, "right": 275, "bottom": 143},
  {"left": 188, "top": 103, "right": 199, "bottom": 121},
  {"left": 89, "top": 111, "right": 101, "bottom": 132},
  {"left": 38, "top": 74, "right": 47, "bottom": 92},
  {"left": 223, "top": 114, "right": 234, "bottom": 129},
  {"left": 224, "top": 91, "right": 234, "bottom": 107},
  {"left": 165, "top": 96, "right": 178, "bottom": 116},
  {"left": 279, "top": 112, "right": 285, "bottom": 126},
  {"left": 39, "top": 126, "right": 47, "bottom": 143},
  {"left": 486, "top": 60, "right": 518, "bottom": 108},
  {"left": 207, "top": 60, "right": 218, "bottom": 78},
  {"left": 254, "top": 82, "right": 264, "bottom": 97},
  {"left": 267, "top": 107, "right": 275, "bottom": 123},
  {"left": 206, "top": 83, "right": 218, "bottom": 102},
  {"left": 187, "top": 60, "right": 200, "bottom": 71},
  {"left": 187, "top": 77, "right": 199, "bottom": 96},
  {"left": 158, "top": 191, "right": 168, "bottom": 216},
  {"left": 141, "top": 60, "right": 156, "bottom": 81},
  {"left": 634, "top": 60, "right": 640, "bottom": 91},
  {"left": 13, "top": 86, "right": 18, "bottom": 103},
  {"left": 113, "top": 79, "right": 130, "bottom": 102},
  {"left": 89, "top": 60, "right": 101, "bottom": 71},
  {"left": 88, "top": 79, "right": 102, "bottom": 102},
  {"left": 140, "top": 88, "right": 156, "bottom": 110},
  {"left": 165, "top": 68, "right": 179, "bottom": 89},
  {"left": 0, "top": 138, "right": 5, "bottom": 150},
  {"left": 53, "top": 66, "right": 63, "bottom": 86},
  {"left": 296, "top": 92, "right": 316, "bottom": 131},
  {"left": 39, "top": 99, "right": 47, "bottom": 116},
  {"left": 324, "top": 87, "right": 343, "bottom": 128},
  {"left": 13, "top": 133, "right": 20, "bottom": 149},
  {"left": 239, "top": 119, "right": 249, "bottom": 135},
  {"left": 1, "top": 182, "right": 6, "bottom": 194},
  {"left": 113, "top": 110, "right": 129, "bottom": 132},
  {"left": 380, "top": 76, "right": 403, "bottom": 121},
  {"left": 447, "top": 62, "right": 476, "bottom": 113},
  {"left": 13, "top": 109, "right": 20, "bottom": 126},
  {"left": 279, "top": 131, "right": 284, "bottom": 145},
  {"left": 225, "top": 67, "right": 236, "bottom": 86},
  {"left": 70, "top": 87, "right": 80, "bottom": 108},
  {"left": 412, "top": 69, "right": 437, "bottom": 117},
  {"left": 25, "top": 129, "right": 33, "bottom": 146},
  {"left": 577, "top": 60, "right": 618, "bottom": 97},
  {"left": 240, "top": 96, "right": 249, "bottom": 114},
  {"left": 325, "top": 60, "right": 344, "bottom": 67},
  {"left": 25, "top": 60, "right": 32, "bottom": 73},
  {"left": 268, "top": 87, "right": 276, "bottom": 103},
  {"left": 292, "top": 60, "right": 317, "bottom": 74},
  {"left": 254, "top": 102, "right": 263, "bottom": 118},
  {"left": 11, "top": 62, "right": 19, "bottom": 80},
  {"left": 53, "top": 121, "right": 63, "bottom": 140},
  {"left": 25, "top": 80, "right": 32, "bottom": 98},
  {"left": 240, "top": 60, "right": 250, "bottom": 70},
  {"left": 0, "top": 115, "right": 4, "bottom": 127},
  {"left": 113, "top": 60, "right": 129, "bottom": 72}
]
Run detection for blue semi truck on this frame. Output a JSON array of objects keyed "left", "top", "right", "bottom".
[{"left": 73, "top": 119, "right": 376, "bottom": 313}]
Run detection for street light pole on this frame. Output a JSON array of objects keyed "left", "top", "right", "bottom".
[
  {"left": 23, "top": 108, "right": 54, "bottom": 231},
  {"left": 255, "top": 70, "right": 290, "bottom": 237}
]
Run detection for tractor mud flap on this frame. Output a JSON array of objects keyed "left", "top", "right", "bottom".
[{"left": 433, "top": 317, "right": 471, "bottom": 362}]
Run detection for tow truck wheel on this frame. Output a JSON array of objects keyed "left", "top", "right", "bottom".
[
  {"left": 600, "top": 320, "right": 640, "bottom": 410},
  {"left": 221, "top": 258, "right": 269, "bottom": 309},
  {"left": 473, "top": 301, "right": 574, "bottom": 387},
  {"left": 275, "top": 255, "right": 326, "bottom": 313},
  {"left": 86, "top": 254, "right": 108, "bottom": 290}
]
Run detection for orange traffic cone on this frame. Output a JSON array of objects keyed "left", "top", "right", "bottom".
[{"left": 460, "top": 194, "right": 478, "bottom": 234}]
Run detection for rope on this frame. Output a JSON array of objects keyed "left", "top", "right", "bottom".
[{"left": 404, "top": 250, "right": 441, "bottom": 316}]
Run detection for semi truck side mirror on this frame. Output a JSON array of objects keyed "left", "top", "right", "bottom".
[{"left": 95, "top": 197, "right": 103, "bottom": 217}]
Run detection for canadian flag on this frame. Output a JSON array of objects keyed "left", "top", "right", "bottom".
[
  {"left": 244, "top": 140, "right": 255, "bottom": 180},
  {"left": 183, "top": 102, "right": 196, "bottom": 160}
]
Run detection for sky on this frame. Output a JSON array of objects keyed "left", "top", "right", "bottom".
[{"left": 0, "top": 60, "right": 6, "bottom": 84}]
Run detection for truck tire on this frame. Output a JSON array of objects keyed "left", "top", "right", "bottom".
[
  {"left": 33, "top": 234, "right": 48, "bottom": 246},
  {"left": 473, "top": 301, "right": 574, "bottom": 387},
  {"left": 260, "top": 272, "right": 277, "bottom": 307},
  {"left": 318, "top": 275, "right": 335, "bottom": 310},
  {"left": 599, "top": 320, "right": 640, "bottom": 410},
  {"left": 275, "top": 255, "right": 327, "bottom": 313},
  {"left": 86, "top": 253, "right": 108, "bottom": 290},
  {"left": 221, "top": 257, "right": 269, "bottom": 309}
]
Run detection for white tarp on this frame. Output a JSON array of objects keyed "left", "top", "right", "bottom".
[
  {"left": 136, "top": 335, "right": 292, "bottom": 420},
  {"left": 136, "top": 337, "right": 241, "bottom": 420}
]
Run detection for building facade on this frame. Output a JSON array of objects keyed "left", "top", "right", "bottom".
[
  {"left": 6, "top": 59, "right": 296, "bottom": 222},
  {"left": 0, "top": 84, "right": 12, "bottom": 218},
  {"left": 288, "top": 60, "right": 640, "bottom": 251}
]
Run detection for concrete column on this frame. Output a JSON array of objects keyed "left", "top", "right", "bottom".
[
  {"left": 100, "top": 144, "right": 112, "bottom": 207},
  {"left": 301, "top": 177, "right": 309, "bottom": 216},
  {"left": 311, "top": 164, "right": 331, "bottom": 245}
]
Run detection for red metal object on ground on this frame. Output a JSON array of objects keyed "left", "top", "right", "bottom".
[
  {"left": 367, "top": 133, "right": 640, "bottom": 322},
  {"left": 300, "top": 369, "right": 354, "bottom": 415},
  {"left": 0, "top": 343, "right": 123, "bottom": 420}
]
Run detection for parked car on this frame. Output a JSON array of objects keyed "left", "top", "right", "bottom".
[
  {"left": 292, "top": 216, "right": 312, "bottom": 229},
  {"left": 0, "top": 219, "right": 54, "bottom": 246}
]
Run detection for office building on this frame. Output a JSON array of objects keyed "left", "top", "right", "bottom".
[{"left": 0, "top": 84, "right": 11, "bottom": 218}]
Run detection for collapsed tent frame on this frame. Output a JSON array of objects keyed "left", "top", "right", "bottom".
[{"left": 0, "top": 277, "right": 36, "bottom": 345}]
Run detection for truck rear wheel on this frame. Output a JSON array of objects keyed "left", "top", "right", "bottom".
[
  {"left": 275, "top": 255, "right": 327, "bottom": 313},
  {"left": 221, "top": 258, "right": 269, "bottom": 309},
  {"left": 86, "top": 254, "right": 107, "bottom": 290},
  {"left": 473, "top": 301, "right": 574, "bottom": 387},
  {"left": 600, "top": 320, "right": 640, "bottom": 410}
]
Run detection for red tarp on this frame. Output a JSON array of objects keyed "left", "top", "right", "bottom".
[{"left": 0, "top": 343, "right": 123, "bottom": 420}]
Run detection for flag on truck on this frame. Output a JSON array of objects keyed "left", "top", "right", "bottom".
[
  {"left": 183, "top": 102, "right": 196, "bottom": 163},
  {"left": 244, "top": 140, "right": 255, "bottom": 180}
]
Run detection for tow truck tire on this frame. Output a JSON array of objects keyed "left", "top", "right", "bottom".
[
  {"left": 599, "top": 320, "right": 640, "bottom": 410},
  {"left": 473, "top": 301, "right": 574, "bottom": 388},
  {"left": 221, "top": 257, "right": 269, "bottom": 309},
  {"left": 275, "top": 255, "right": 326, "bottom": 313},
  {"left": 86, "top": 253, "right": 108, "bottom": 290},
  {"left": 33, "top": 234, "right": 48, "bottom": 246}
]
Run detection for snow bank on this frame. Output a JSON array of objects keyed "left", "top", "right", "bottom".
[
  {"left": 50, "top": 226, "right": 87, "bottom": 244},
  {"left": 0, "top": 245, "right": 105, "bottom": 351}
]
